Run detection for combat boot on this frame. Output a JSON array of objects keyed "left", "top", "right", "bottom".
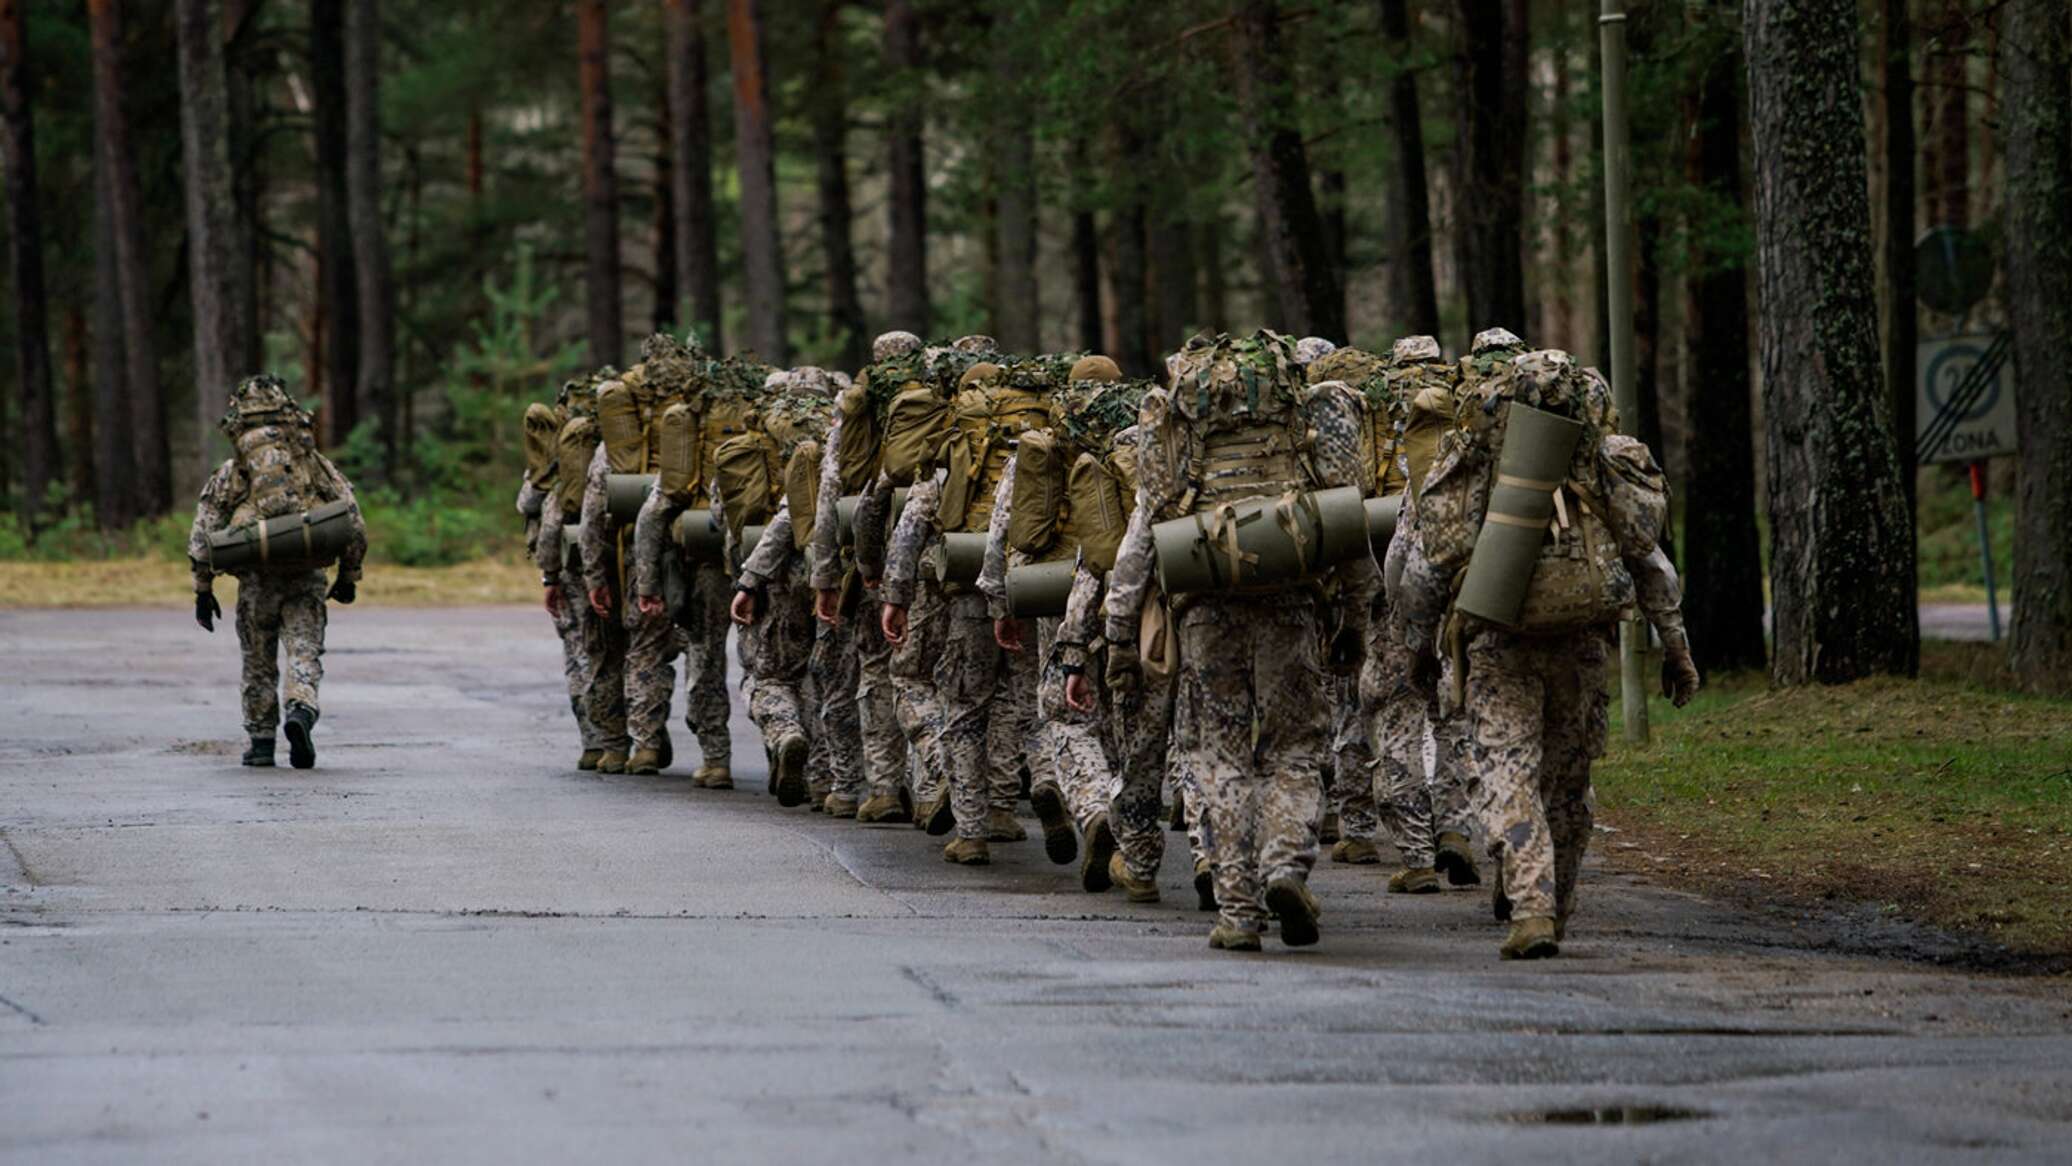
[
  {"left": 1193, "top": 858, "right": 1218, "bottom": 912},
  {"left": 1389, "top": 867, "right": 1441, "bottom": 894},
  {"left": 942, "top": 837, "right": 990, "bottom": 866},
  {"left": 1207, "top": 921, "right": 1262, "bottom": 952},
  {"left": 1318, "top": 811, "right": 1341, "bottom": 845},
  {"left": 1500, "top": 917, "right": 1560, "bottom": 961},
  {"left": 626, "top": 748, "right": 663, "bottom": 776},
  {"left": 1330, "top": 838, "right": 1382, "bottom": 865},
  {"left": 692, "top": 762, "right": 732, "bottom": 789},
  {"left": 1264, "top": 875, "right": 1322, "bottom": 947},
  {"left": 1109, "top": 854, "right": 1160, "bottom": 904},
  {"left": 597, "top": 749, "right": 628, "bottom": 774},
  {"left": 917, "top": 794, "right": 953, "bottom": 835},
  {"left": 808, "top": 781, "right": 835, "bottom": 812},
  {"left": 577, "top": 749, "right": 603, "bottom": 771},
  {"left": 242, "top": 737, "right": 275, "bottom": 768},
  {"left": 1167, "top": 790, "right": 1187, "bottom": 832},
  {"left": 824, "top": 793, "right": 860, "bottom": 819},
  {"left": 283, "top": 703, "right": 318, "bottom": 769},
  {"left": 1435, "top": 831, "right": 1482, "bottom": 886},
  {"left": 855, "top": 792, "right": 910, "bottom": 824},
  {"left": 655, "top": 727, "right": 673, "bottom": 772},
  {"left": 984, "top": 808, "right": 1026, "bottom": 842},
  {"left": 772, "top": 735, "right": 809, "bottom": 807},
  {"left": 1079, "top": 814, "right": 1118, "bottom": 893},
  {"left": 1029, "top": 783, "right": 1076, "bottom": 864}
]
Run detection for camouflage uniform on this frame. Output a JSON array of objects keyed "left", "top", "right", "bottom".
[
  {"left": 970, "top": 459, "right": 1061, "bottom": 812},
  {"left": 734, "top": 502, "right": 818, "bottom": 766},
  {"left": 807, "top": 417, "right": 906, "bottom": 805},
  {"left": 861, "top": 471, "right": 951, "bottom": 809},
  {"left": 519, "top": 477, "right": 599, "bottom": 752},
  {"left": 574, "top": 445, "right": 635, "bottom": 755}
]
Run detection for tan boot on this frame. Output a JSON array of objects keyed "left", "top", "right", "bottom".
[
  {"left": 984, "top": 808, "right": 1026, "bottom": 842},
  {"left": 1388, "top": 867, "right": 1441, "bottom": 894},
  {"left": 920, "top": 796, "right": 954, "bottom": 837},
  {"left": 1435, "top": 830, "right": 1482, "bottom": 886},
  {"left": 577, "top": 749, "right": 603, "bottom": 772},
  {"left": 1318, "top": 811, "right": 1342, "bottom": 845},
  {"left": 1264, "top": 876, "right": 1322, "bottom": 947},
  {"left": 626, "top": 748, "right": 662, "bottom": 776},
  {"left": 1110, "top": 854, "right": 1160, "bottom": 904},
  {"left": 1193, "top": 858, "right": 1218, "bottom": 912},
  {"left": 1500, "top": 917, "right": 1560, "bottom": 960},
  {"left": 942, "top": 837, "right": 990, "bottom": 866},
  {"left": 773, "top": 735, "right": 809, "bottom": 807},
  {"left": 824, "top": 793, "right": 860, "bottom": 819},
  {"left": 1208, "top": 922, "right": 1262, "bottom": 951},
  {"left": 1079, "top": 814, "right": 1117, "bottom": 893},
  {"left": 1029, "top": 784, "right": 1076, "bottom": 865},
  {"left": 597, "top": 750, "right": 628, "bottom": 774},
  {"left": 1330, "top": 838, "right": 1382, "bottom": 865},
  {"left": 856, "top": 792, "right": 910, "bottom": 824},
  {"left": 692, "top": 763, "right": 732, "bottom": 790}
]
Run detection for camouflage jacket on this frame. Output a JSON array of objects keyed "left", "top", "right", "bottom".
[
  {"left": 878, "top": 469, "right": 945, "bottom": 610},
  {"left": 630, "top": 483, "right": 676, "bottom": 600},
  {"left": 806, "top": 414, "right": 851, "bottom": 592},
  {"left": 737, "top": 499, "right": 805, "bottom": 592},
  {"left": 188, "top": 452, "right": 367, "bottom": 593},
  {"left": 1053, "top": 557, "right": 1108, "bottom": 672},
  {"left": 516, "top": 476, "right": 547, "bottom": 562},
  {"left": 974, "top": 457, "right": 1018, "bottom": 621},
  {"left": 535, "top": 491, "right": 570, "bottom": 582},
  {"left": 577, "top": 445, "right": 616, "bottom": 598}
]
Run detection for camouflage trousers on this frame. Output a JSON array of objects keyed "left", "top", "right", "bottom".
[
  {"left": 852, "top": 596, "right": 908, "bottom": 801},
  {"left": 742, "top": 581, "right": 816, "bottom": 762},
  {"left": 625, "top": 607, "right": 687, "bottom": 755},
  {"left": 1462, "top": 628, "right": 1610, "bottom": 923},
  {"left": 935, "top": 593, "right": 1041, "bottom": 841},
  {"left": 1038, "top": 634, "right": 1178, "bottom": 881},
  {"left": 1172, "top": 594, "right": 1330, "bottom": 930},
  {"left": 684, "top": 563, "right": 735, "bottom": 768},
  {"left": 569, "top": 545, "right": 630, "bottom": 754},
  {"left": 234, "top": 570, "right": 330, "bottom": 738},
  {"left": 1327, "top": 673, "right": 1381, "bottom": 842},
  {"left": 809, "top": 615, "right": 867, "bottom": 801},
  {"left": 1359, "top": 622, "right": 1479, "bottom": 869},
  {"left": 889, "top": 581, "right": 951, "bottom": 808},
  {"left": 549, "top": 589, "right": 602, "bottom": 750}
]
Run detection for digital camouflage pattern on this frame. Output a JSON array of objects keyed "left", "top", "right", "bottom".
[{"left": 234, "top": 571, "right": 330, "bottom": 738}]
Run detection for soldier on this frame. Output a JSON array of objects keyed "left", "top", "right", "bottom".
[
  {"left": 1395, "top": 348, "right": 1699, "bottom": 959},
  {"left": 519, "top": 384, "right": 602, "bottom": 766},
  {"left": 1104, "top": 331, "right": 1378, "bottom": 951},
  {"left": 189, "top": 374, "right": 367, "bottom": 770},
  {"left": 538, "top": 372, "right": 623, "bottom": 771}
]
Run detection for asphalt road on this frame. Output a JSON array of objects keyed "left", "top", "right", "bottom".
[{"left": 2, "top": 606, "right": 2068, "bottom": 1164}]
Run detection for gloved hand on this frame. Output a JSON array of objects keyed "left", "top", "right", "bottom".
[
  {"left": 1104, "top": 641, "right": 1141, "bottom": 703},
  {"left": 1661, "top": 628, "right": 1701, "bottom": 708},
  {"left": 328, "top": 576, "right": 356, "bottom": 604},
  {"left": 195, "top": 591, "right": 222, "bottom": 633}
]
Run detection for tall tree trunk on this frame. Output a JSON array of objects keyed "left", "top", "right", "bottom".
[
  {"left": 992, "top": 52, "right": 1039, "bottom": 355},
  {"left": 653, "top": 76, "right": 678, "bottom": 334},
  {"left": 2001, "top": 0, "right": 2072, "bottom": 690},
  {"left": 63, "top": 307, "right": 94, "bottom": 508},
  {"left": 223, "top": 0, "right": 261, "bottom": 375},
  {"left": 1930, "top": 0, "right": 1968, "bottom": 226},
  {"left": 91, "top": 139, "right": 131, "bottom": 528},
  {"left": 1199, "top": 218, "right": 1228, "bottom": 334},
  {"left": 1, "top": 0, "right": 58, "bottom": 526},
  {"left": 1883, "top": 0, "right": 1917, "bottom": 519},
  {"left": 176, "top": 0, "right": 249, "bottom": 477},
  {"left": 1235, "top": 0, "right": 1343, "bottom": 340},
  {"left": 346, "top": 0, "right": 394, "bottom": 471},
  {"left": 311, "top": 0, "right": 357, "bottom": 445},
  {"left": 882, "top": 0, "right": 927, "bottom": 334},
  {"left": 1379, "top": 0, "right": 1439, "bottom": 339},
  {"left": 1150, "top": 214, "right": 1197, "bottom": 355},
  {"left": 576, "top": 0, "right": 622, "bottom": 367},
  {"left": 809, "top": 0, "right": 864, "bottom": 369},
  {"left": 1633, "top": 212, "right": 1664, "bottom": 462},
  {"left": 1452, "top": 0, "right": 1528, "bottom": 335},
  {"left": 666, "top": 0, "right": 722, "bottom": 351},
  {"left": 1747, "top": 0, "right": 1918, "bottom": 685},
  {"left": 1070, "top": 137, "right": 1102, "bottom": 355},
  {"left": 87, "top": 0, "right": 169, "bottom": 517},
  {"left": 727, "top": 0, "right": 785, "bottom": 363},
  {"left": 1316, "top": 70, "right": 1348, "bottom": 334},
  {"left": 1106, "top": 122, "right": 1152, "bottom": 378}
]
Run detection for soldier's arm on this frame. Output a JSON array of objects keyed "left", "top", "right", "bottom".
[
  {"left": 807, "top": 417, "right": 847, "bottom": 590},
  {"left": 515, "top": 477, "right": 548, "bottom": 520},
  {"left": 1394, "top": 527, "right": 1452, "bottom": 652},
  {"left": 187, "top": 460, "right": 240, "bottom": 593},
  {"left": 853, "top": 473, "right": 893, "bottom": 582},
  {"left": 1055, "top": 558, "right": 1106, "bottom": 672},
  {"left": 738, "top": 499, "right": 793, "bottom": 590},
  {"left": 1628, "top": 543, "right": 1688, "bottom": 639},
  {"left": 975, "top": 458, "right": 1017, "bottom": 618},
  {"left": 1307, "top": 383, "right": 1380, "bottom": 624},
  {"left": 1101, "top": 493, "right": 1157, "bottom": 645},
  {"left": 535, "top": 496, "right": 566, "bottom": 579},
  {"left": 314, "top": 454, "right": 369, "bottom": 583},
  {"left": 878, "top": 472, "right": 942, "bottom": 609},
  {"left": 630, "top": 485, "right": 672, "bottom": 599},
  {"left": 578, "top": 445, "right": 612, "bottom": 596}
]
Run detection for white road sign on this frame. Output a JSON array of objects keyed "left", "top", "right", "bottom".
[{"left": 1918, "top": 335, "right": 2017, "bottom": 464}]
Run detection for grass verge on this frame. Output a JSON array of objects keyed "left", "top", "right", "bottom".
[
  {"left": 0, "top": 557, "right": 543, "bottom": 607},
  {"left": 1596, "top": 642, "right": 2072, "bottom": 964}
]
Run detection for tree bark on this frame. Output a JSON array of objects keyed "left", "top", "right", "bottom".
[
  {"left": 1235, "top": 0, "right": 1343, "bottom": 341},
  {"left": 653, "top": 75, "right": 677, "bottom": 334},
  {"left": 1747, "top": 0, "right": 1918, "bottom": 685},
  {"left": 223, "top": 0, "right": 261, "bottom": 375},
  {"left": 1106, "top": 121, "right": 1152, "bottom": 379},
  {"left": 727, "top": 0, "right": 786, "bottom": 363},
  {"left": 1680, "top": 1, "right": 1765, "bottom": 675},
  {"left": 1929, "top": 0, "right": 1968, "bottom": 226},
  {"left": 1, "top": 0, "right": 58, "bottom": 526},
  {"left": 810, "top": 0, "right": 865, "bottom": 370},
  {"left": 87, "top": 0, "right": 169, "bottom": 517},
  {"left": 1199, "top": 218, "right": 1228, "bottom": 334},
  {"left": 91, "top": 136, "right": 132, "bottom": 528},
  {"left": 576, "top": 0, "right": 622, "bottom": 368},
  {"left": 666, "top": 0, "right": 722, "bottom": 351},
  {"left": 1451, "top": 0, "right": 1527, "bottom": 336},
  {"left": 1883, "top": 0, "right": 1917, "bottom": 519},
  {"left": 992, "top": 51, "right": 1039, "bottom": 356},
  {"left": 346, "top": 0, "right": 394, "bottom": 470},
  {"left": 311, "top": 0, "right": 358, "bottom": 444},
  {"left": 1070, "top": 137, "right": 1102, "bottom": 355},
  {"left": 1150, "top": 214, "right": 1197, "bottom": 355},
  {"left": 63, "top": 306, "right": 94, "bottom": 509},
  {"left": 2000, "top": 0, "right": 2072, "bottom": 690},
  {"left": 1379, "top": 0, "right": 1440, "bottom": 339},
  {"left": 175, "top": 0, "right": 249, "bottom": 477},
  {"left": 882, "top": 0, "right": 927, "bottom": 334}
]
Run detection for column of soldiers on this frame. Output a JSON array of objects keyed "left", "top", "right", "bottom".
[{"left": 497, "top": 323, "right": 1702, "bottom": 962}]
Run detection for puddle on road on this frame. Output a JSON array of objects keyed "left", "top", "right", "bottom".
[{"left": 1510, "top": 1104, "right": 1709, "bottom": 1125}]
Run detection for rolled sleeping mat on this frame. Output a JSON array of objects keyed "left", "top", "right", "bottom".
[
  {"left": 561, "top": 521, "right": 584, "bottom": 575},
  {"left": 1151, "top": 485, "right": 1367, "bottom": 597},
  {"left": 207, "top": 498, "right": 356, "bottom": 571},
  {"left": 1453, "top": 402, "right": 1587, "bottom": 628},
  {"left": 606, "top": 473, "right": 656, "bottom": 524},
  {"left": 670, "top": 508, "right": 726, "bottom": 565},
  {"left": 1365, "top": 494, "right": 1402, "bottom": 556},
  {"left": 727, "top": 524, "right": 768, "bottom": 577},
  {"left": 834, "top": 488, "right": 909, "bottom": 548},
  {"left": 925, "top": 531, "right": 989, "bottom": 587},
  {"left": 1005, "top": 559, "right": 1076, "bottom": 619}
]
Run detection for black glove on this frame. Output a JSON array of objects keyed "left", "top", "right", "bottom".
[
  {"left": 329, "top": 576, "right": 357, "bottom": 604},
  {"left": 1104, "top": 641, "right": 1142, "bottom": 702},
  {"left": 195, "top": 591, "right": 221, "bottom": 633},
  {"left": 1660, "top": 630, "right": 1701, "bottom": 708}
]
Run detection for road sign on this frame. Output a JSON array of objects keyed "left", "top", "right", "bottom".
[
  {"left": 1915, "top": 226, "right": 1993, "bottom": 317},
  {"left": 1917, "top": 334, "right": 2017, "bottom": 464}
]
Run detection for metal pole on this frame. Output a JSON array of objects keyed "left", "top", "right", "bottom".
[
  {"left": 1601, "top": 0, "right": 1648, "bottom": 742},
  {"left": 1970, "top": 461, "right": 2001, "bottom": 641}
]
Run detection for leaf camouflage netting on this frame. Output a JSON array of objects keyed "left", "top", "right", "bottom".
[
  {"left": 702, "top": 354, "right": 773, "bottom": 403},
  {"left": 1057, "top": 379, "right": 1150, "bottom": 451}
]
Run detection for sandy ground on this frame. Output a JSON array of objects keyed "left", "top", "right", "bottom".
[{"left": 1, "top": 606, "right": 2067, "bottom": 1164}]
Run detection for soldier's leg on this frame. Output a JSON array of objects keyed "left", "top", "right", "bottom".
[
  {"left": 1110, "top": 662, "right": 1171, "bottom": 881},
  {"left": 1541, "top": 632, "right": 1611, "bottom": 928},
  {"left": 854, "top": 602, "right": 909, "bottom": 804},
  {"left": 814, "top": 617, "right": 866, "bottom": 806},
  {"left": 1174, "top": 600, "right": 1267, "bottom": 933},
  {"left": 624, "top": 608, "right": 678, "bottom": 764},
  {"left": 982, "top": 634, "right": 1039, "bottom": 837},
  {"left": 579, "top": 580, "right": 630, "bottom": 760},
  {"left": 934, "top": 595, "right": 1003, "bottom": 844},
  {"left": 234, "top": 579, "right": 284, "bottom": 739},
  {"left": 551, "top": 597, "right": 603, "bottom": 753},
  {"left": 1428, "top": 687, "right": 1479, "bottom": 839},
  {"left": 1329, "top": 674, "right": 1381, "bottom": 855},
  {"left": 684, "top": 564, "right": 734, "bottom": 771},
  {"left": 891, "top": 583, "right": 951, "bottom": 814},
  {"left": 1371, "top": 633, "right": 1438, "bottom": 871},
  {"left": 275, "top": 573, "right": 331, "bottom": 718},
  {"left": 1463, "top": 631, "right": 1556, "bottom": 921},
  {"left": 1256, "top": 601, "right": 1330, "bottom": 889}
]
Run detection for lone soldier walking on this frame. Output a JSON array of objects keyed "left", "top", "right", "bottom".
[{"left": 188, "top": 375, "right": 367, "bottom": 769}]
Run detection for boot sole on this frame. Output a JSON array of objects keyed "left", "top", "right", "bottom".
[
  {"left": 1080, "top": 819, "right": 1118, "bottom": 893},
  {"left": 284, "top": 720, "right": 315, "bottom": 770},
  {"left": 774, "top": 738, "right": 809, "bottom": 807},
  {"left": 1265, "top": 880, "right": 1320, "bottom": 947},
  {"left": 1030, "top": 785, "right": 1076, "bottom": 865},
  {"left": 1208, "top": 930, "right": 1262, "bottom": 952},
  {"left": 1436, "top": 847, "right": 1482, "bottom": 886},
  {"left": 1501, "top": 937, "right": 1561, "bottom": 961}
]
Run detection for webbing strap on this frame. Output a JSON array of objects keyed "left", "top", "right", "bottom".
[
  {"left": 1495, "top": 473, "right": 1560, "bottom": 491},
  {"left": 1485, "top": 512, "right": 1543, "bottom": 529}
]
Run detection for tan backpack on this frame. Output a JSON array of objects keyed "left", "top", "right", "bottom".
[
  {"left": 523, "top": 403, "right": 561, "bottom": 489},
  {"left": 831, "top": 384, "right": 880, "bottom": 493},
  {"left": 939, "top": 364, "right": 1055, "bottom": 533},
  {"left": 878, "top": 378, "right": 953, "bottom": 486},
  {"left": 555, "top": 415, "right": 599, "bottom": 518},
  {"left": 1006, "top": 429, "right": 1070, "bottom": 556},
  {"left": 655, "top": 401, "right": 700, "bottom": 503},
  {"left": 782, "top": 440, "right": 822, "bottom": 550},
  {"left": 712, "top": 430, "right": 781, "bottom": 537},
  {"left": 597, "top": 379, "right": 647, "bottom": 472}
]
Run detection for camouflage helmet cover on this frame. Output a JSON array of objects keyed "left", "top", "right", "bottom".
[
  {"left": 219, "top": 373, "right": 306, "bottom": 437},
  {"left": 1068, "top": 354, "right": 1122, "bottom": 384},
  {"left": 1470, "top": 327, "right": 1525, "bottom": 355},
  {"left": 872, "top": 331, "right": 923, "bottom": 363},
  {"left": 1293, "top": 336, "right": 1338, "bottom": 366},
  {"left": 1390, "top": 335, "right": 1444, "bottom": 364}
]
